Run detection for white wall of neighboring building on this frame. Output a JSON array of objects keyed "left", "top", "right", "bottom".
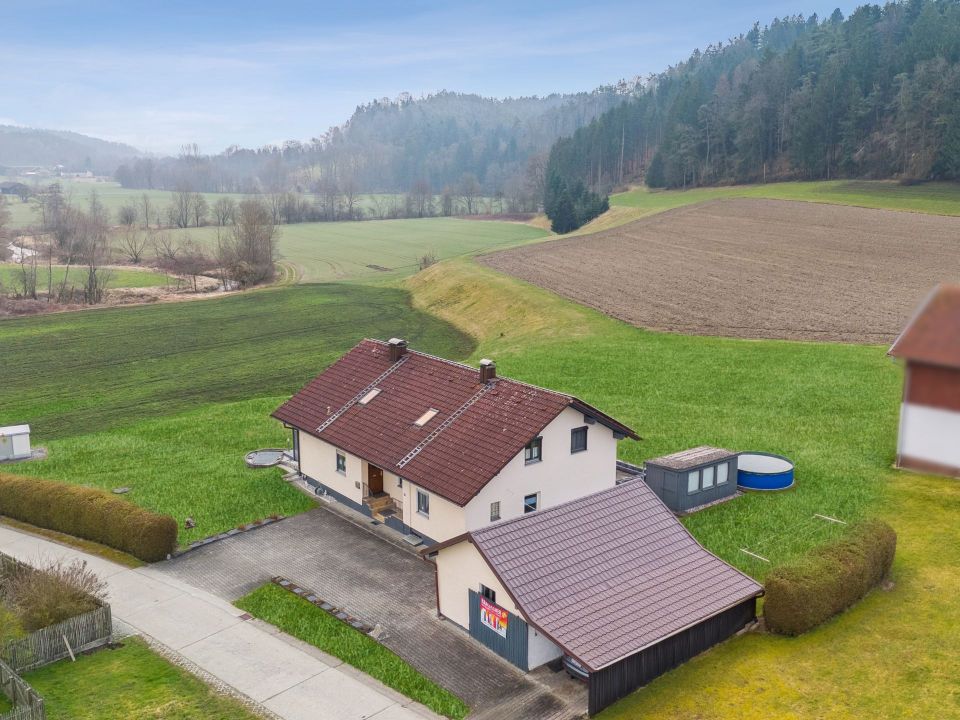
[
  {"left": 528, "top": 627, "right": 563, "bottom": 669},
  {"left": 464, "top": 406, "right": 619, "bottom": 530},
  {"left": 899, "top": 403, "right": 960, "bottom": 469},
  {"left": 404, "top": 481, "right": 467, "bottom": 542},
  {"left": 298, "top": 432, "right": 363, "bottom": 505},
  {"left": 435, "top": 541, "right": 520, "bottom": 629}
]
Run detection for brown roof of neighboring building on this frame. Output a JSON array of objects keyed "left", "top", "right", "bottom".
[
  {"left": 463, "top": 481, "right": 763, "bottom": 671},
  {"left": 273, "top": 339, "right": 639, "bottom": 507},
  {"left": 889, "top": 284, "right": 960, "bottom": 369},
  {"left": 645, "top": 445, "right": 737, "bottom": 471}
]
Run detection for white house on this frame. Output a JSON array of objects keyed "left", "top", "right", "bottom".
[
  {"left": 889, "top": 284, "right": 960, "bottom": 478},
  {"left": 273, "top": 338, "right": 639, "bottom": 544}
]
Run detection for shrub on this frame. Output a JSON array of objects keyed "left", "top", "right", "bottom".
[
  {"left": 0, "top": 473, "right": 178, "bottom": 562},
  {"left": 764, "top": 519, "right": 897, "bottom": 635},
  {"left": 3, "top": 558, "right": 106, "bottom": 632}
]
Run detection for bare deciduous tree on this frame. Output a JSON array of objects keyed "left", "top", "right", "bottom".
[
  {"left": 118, "top": 203, "right": 138, "bottom": 226},
  {"left": 141, "top": 192, "right": 153, "bottom": 229},
  {"left": 212, "top": 196, "right": 237, "bottom": 226},
  {"left": 119, "top": 226, "right": 150, "bottom": 264}
]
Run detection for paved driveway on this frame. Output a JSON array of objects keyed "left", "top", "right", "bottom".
[{"left": 157, "top": 507, "right": 586, "bottom": 719}]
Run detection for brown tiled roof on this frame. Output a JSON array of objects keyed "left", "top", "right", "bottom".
[
  {"left": 272, "top": 340, "right": 638, "bottom": 506},
  {"left": 468, "top": 481, "right": 763, "bottom": 671},
  {"left": 645, "top": 445, "right": 736, "bottom": 471},
  {"left": 889, "top": 285, "right": 960, "bottom": 369}
]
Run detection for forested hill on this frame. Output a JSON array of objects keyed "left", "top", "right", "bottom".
[
  {"left": 547, "top": 0, "right": 960, "bottom": 193},
  {"left": 115, "top": 89, "right": 635, "bottom": 198},
  {"left": 0, "top": 125, "right": 141, "bottom": 174}
]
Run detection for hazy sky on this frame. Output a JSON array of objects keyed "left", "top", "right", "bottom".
[{"left": 2, "top": 1, "right": 858, "bottom": 154}]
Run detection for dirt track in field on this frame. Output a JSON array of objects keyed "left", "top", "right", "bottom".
[{"left": 480, "top": 198, "right": 960, "bottom": 343}]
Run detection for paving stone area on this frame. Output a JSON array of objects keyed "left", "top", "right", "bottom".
[{"left": 157, "top": 508, "right": 586, "bottom": 719}]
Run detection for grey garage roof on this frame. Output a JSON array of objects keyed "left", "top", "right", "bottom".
[
  {"left": 469, "top": 480, "right": 762, "bottom": 671},
  {"left": 645, "top": 445, "right": 737, "bottom": 471}
]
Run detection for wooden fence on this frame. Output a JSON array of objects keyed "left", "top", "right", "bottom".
[
  {"left": 1, "top": 604, "right": 112, "bottom": 674},
  {"left": 0, "top": 658, "right": 44, "bottom": 720},
  {"left": 0, "top": 551, "right": 114, "bottom": 673}
]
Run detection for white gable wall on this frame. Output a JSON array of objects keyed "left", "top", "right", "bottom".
[
  {"left": 899, "top": 403, "right": 960, "bottom": 470},
  {"left": 298, "top": 432, "right": 363, "bottom": 505},
  {"left": 464, "top": 406, "right": 619, "bottom": 530}
]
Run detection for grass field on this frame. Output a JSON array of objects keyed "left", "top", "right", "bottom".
[
  {"left": 236, "top": 584, "right": 469, "bottom": 719},
  {"left": 24, "top": 638, "right": 260, "bottom": 720},
  {"left": 408, "top": 259, "right": 901, "bottom": 576},
  {"left": 169, "top": 217, "right": 548, "bottom": 283},
  {"left": 0, "top": 263, "right": 169, "bottom": 290}
]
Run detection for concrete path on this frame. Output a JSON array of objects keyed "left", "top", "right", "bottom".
[{"left": 0, "top": 524, "right": 438, "bottom": 720}]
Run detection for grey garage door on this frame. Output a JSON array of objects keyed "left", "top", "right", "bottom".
[{"left": 468, "top": 589, "right": 529, "bottom": 671}]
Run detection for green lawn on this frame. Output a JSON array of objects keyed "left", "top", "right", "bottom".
[
  {"left": 169, "top": 217, "right": 547, "bottom": 284},
  {"left": 409, "top": 259, "right": 901, "bottom": 577},
  {"left": 0, "top": 263, "right": 169, "bottom": 290},
  {"left": 236, "top": 584, "right": 469, "bottom": 719},
  {"left": 24, "top": 638, "right": 260, "bottom": 720}
]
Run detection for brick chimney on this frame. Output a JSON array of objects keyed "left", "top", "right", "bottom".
[
  {"left": 479, "top": 358, "right": 496, "bottom": 383},
  {"left": 388, "top": 338, "right": 408, "bottom": 362}
]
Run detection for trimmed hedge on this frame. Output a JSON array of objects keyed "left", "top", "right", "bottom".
[
  {"left": 764, "top": 519, "right": 897, "bottom": 635},
  {"left": 0, "top": 474, "right": 177, "bottom": 562}
]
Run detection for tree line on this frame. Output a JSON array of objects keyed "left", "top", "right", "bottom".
[
  {"left": 113, "top": 89, "right": 638, "bottom": 204},
  {"left": 545, "top": 0, "right": 960, "bottom": 210}
]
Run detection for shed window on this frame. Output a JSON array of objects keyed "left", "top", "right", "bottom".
[
  {"left": 490, "top": 501, "right": 501, "bottom": 522},
  {"left": 524, "top": 493, "right": 539, "bottom": 513},
  {"left": 416, "top": 489, "right": 429, "bottom": 516},
  {"left": 717, "top": 462, "right": 729, "bottom": 485},
  {"left": 570, "top": 426, "right": 588, "bottom": 453},
  {"left": 702, "top": 465, "right": 715, "bottom": 489},
  {"left": 480, "top": 584, "right": 496, "bottom": 603},
  {"left": 336, "top": 452, "right": 347, "bottom": 474},
  {"left": 524, "top": 437, "right": 542, "bottom": 464},
  {"left": 687, "top": 470, "right": 700, "bottom": 493}
]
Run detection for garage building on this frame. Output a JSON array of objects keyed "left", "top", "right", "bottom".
[{"left": 425, "top": 480, "right": 763, "bottom": 715}]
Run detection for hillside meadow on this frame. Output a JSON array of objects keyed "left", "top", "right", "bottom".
[{"left": 169, "top": 217, "right": 547, "bottom": 283}]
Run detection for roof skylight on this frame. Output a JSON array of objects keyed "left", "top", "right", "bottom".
[
  {"left": 358, "top": 388, "right": 382, "bottom": 405},
  {"left": 414, "top": 408, "right": 440, "bottom": 427}
]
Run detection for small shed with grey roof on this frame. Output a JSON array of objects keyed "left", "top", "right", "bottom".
[
  {"left": 644, "top": 445, "right": 739, "bottom": 513},
  {"left": 424, "top": 480, "right": 763, "bottom": 715}
]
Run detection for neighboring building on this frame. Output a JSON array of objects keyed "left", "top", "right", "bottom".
[
  {"left": 889, "top": 284, "right": 960, "bottom": 478},
  {"left": 273, "top": 338, "right": 638, "bottom": 545},
  {"left": 0, "top": 181, "right": 29, "bottom": 198},
  {"left": 643, "top": 445, "right": 739, "bottom": 513},
  {"left": 0, "top": 425, "right": 31, "bottom": 462},
  {"left": 424, "top": 481, "right": 763, "bottom": 716}
]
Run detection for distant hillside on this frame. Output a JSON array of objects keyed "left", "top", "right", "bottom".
[
  {"left": 115, "top": 88, "right": 638, "bottom": 198},
  {"left": 547, "top": 0, "right": 960, "bottom": 198},
  {"left": 0, "top": 126, "right": 142, "bottom": 175}
]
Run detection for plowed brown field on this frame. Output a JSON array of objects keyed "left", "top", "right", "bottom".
[{"left": 481, "top": 198, "right": 960, "bottom": 343}]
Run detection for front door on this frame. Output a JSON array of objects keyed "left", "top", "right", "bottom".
[{"left": 368, "top": 464, "right": 384, "bottom": 495}]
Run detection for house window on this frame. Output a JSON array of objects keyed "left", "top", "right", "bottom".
[
  {"left": 417, "top": 489, "right": 430, "bottom": 517},
  {"left": 524, "top": 493, "right": 539, "bottom": 513},
  {"left": 687, "top": 470, "right": 700, "bottom": 493},
  {"left": 570, "top": 426, "right": 588, "bottom": 453},
  {"left": 702, "top": 465, "right": 715, "bottom": 489},
  {"left": 524, "top": 437, "right": 542, "bottom": 464},
  {"left": 480, "top": 584, "right": 496, "bottom": 603},
  {"left": 717, "top": 462, "right": 729, "bottom": 485},
  {"left": 336, "top": 452, "right": 347, "bottom": 474},
  {"left": 490, "top": 501, "right": 501, "bottom": 522}
]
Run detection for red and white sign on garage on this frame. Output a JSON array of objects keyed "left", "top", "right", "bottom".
[{"left": 479, "top": 597, "right": 508, "bottom": 637}]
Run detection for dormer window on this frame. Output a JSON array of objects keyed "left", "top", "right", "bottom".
[
  {"left": 414, "top": 408, "right": 439, "bottom": 427},
  {"left": 358, "top": 388, "right": 381, "bottom": 405}
]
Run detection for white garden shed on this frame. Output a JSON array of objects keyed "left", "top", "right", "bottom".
[{"left": 0, "top": 425, "right": 31, "bottom": 461}]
